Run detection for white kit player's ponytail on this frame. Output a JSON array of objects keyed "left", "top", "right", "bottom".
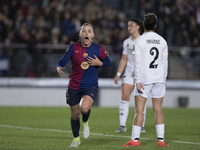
[{"left": 143, "top": 13, "right": 157, "bottom": 31}]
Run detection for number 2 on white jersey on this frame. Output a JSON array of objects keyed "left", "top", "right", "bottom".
[{"left": 149, "top": 47, "right": 159, "bottom": 68}]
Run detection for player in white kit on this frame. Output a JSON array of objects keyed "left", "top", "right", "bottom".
[
  {"left": 121, "top": 13, "right": 169, "bottom": 147},
  {"left": 114, "top": 19, "right": 146, "bottom": 133}
]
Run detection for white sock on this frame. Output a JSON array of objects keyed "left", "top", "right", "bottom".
[
  {"left": 156, "top": 124, "right": 165, "bottom": 142},
  {"left": 119, "top": 100, "right": 129, "bottom": 127},
  {"left": 131, "top": 125, "right": 141, "bottom": 142},
  {"left": 142, "top": 104, "right": 147, "bottom": 128}
]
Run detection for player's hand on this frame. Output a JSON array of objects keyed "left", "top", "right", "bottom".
[
  {"left": 132, "top": 71, "right": 134, "bottom": 77},
  {"left": 57, "top": 66, "right": 65, "bottom": 77},
  {"left": 114, "top": 75, "right": 120, "bottom": 84},
  {"left": 136, "top": 82, "right": 144, "bottom": 94},
  {"left": 87, "top": 55, "right": 103, "bottom": 66}
]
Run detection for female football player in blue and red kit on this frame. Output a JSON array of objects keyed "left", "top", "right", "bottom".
[{"left": 57, "top": 23, "right": 110, "bottom": 147}]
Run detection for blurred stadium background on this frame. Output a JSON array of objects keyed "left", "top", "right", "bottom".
[{"left": 0, "top": 0, "right": 200, "bottom": 107}]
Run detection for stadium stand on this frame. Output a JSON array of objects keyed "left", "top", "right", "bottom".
[{"left": 0, "top": 0, "right": 199, "bottom": 79}]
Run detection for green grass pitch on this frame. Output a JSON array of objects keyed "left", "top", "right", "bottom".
[{"left": 0, "top": 107, "right": 200, "bottom": 150}]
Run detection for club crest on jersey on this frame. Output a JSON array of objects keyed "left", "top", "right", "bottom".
[
  {"left": 81, "top": 62, "right": 89, "bottom": 69},
  {"left": 83, "top": 53, "right": 88, "bottom": 58}
]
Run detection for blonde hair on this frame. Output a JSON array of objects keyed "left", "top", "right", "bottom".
[
  {"left": 79, "top": 23, "right": 98, "bottom": 43},
  {"left": 80, "top": 23, "right": 93, "bottom": 32}
]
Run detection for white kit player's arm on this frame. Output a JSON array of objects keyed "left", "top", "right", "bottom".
[
  {"left": 162, "top": 44, "right": 168, "bottom": 81},
  {"left": 133, "top": 41, "right": 141, "bottom": 83},
  {"left": 118, "top": 54, "right": 128, "bottom": 74},
  {"left": 117, "top": 39, "right": 129, "bottom": 75},
  {"left": 114, "top": 39, "right": 128, "bottom": 84}
]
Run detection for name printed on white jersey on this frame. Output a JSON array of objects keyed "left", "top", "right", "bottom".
[{"left": 146, "top": 39, "right": 160, "bottom": 44}]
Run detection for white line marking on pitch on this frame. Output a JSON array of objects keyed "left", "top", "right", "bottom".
[{"left": 0, "top": 125, "right": 200, "bottom": 146}]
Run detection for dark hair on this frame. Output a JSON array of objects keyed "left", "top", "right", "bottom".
[
  {"left": 143, "top": 13, "right": 157, "bottom": 31},
  {"left": 130, "top": 19, "right": 144, "bottom": 35}
]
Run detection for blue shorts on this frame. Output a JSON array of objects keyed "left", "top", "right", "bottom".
[{"left": 66, "top": 86, "right": 98, "bottom": 106}]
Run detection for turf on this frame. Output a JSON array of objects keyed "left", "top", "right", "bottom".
[{"left": 0, "top": 107, "right": 200, "bottom": 150}]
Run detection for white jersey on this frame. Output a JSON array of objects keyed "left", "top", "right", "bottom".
[
  {"left": 123, "top": 37, "right": 136, "bottom": 77},
  {"left": 133, "top": 32, "right": 168, "bottom": 84}
]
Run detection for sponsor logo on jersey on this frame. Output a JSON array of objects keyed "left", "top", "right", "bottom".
[
  {"left": 83, "top": 53, "right": 88, "bottom": 58},
  {"left": 75, "top": 50, "right": 80, "bottom": 53},
  {"left": 81, "top": 62, "right": 89, "bottom": 69}
]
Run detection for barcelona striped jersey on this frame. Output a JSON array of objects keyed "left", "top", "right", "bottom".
[{"left": 57, "top": 41, "right": 110, "bottom": 90}]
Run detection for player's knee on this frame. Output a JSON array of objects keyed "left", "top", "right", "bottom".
[
  {"left": 71, "top": 111, "right": 81, "bottom": 120},
  {"left": 122, "top": 96, "right": 130, "bottom": 101},
  {"left": 121, "top": 94, "right": 130, "bottom": 101},
  {"left": 81, "top": 106, "right": 89, "bottom": 114},
  {"left": 135, "top": 108, "right": 143, "bottom": 116},
  {"left": 153, "top": 107, "right": 162, "bottom": 114}
]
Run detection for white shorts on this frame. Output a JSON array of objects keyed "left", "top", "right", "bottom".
[
  {"left": 122, "top": 75, "right": 134, "bottom": 85},
  {"left": 134, "top": 83, "right": 166, "bottom": 98}
]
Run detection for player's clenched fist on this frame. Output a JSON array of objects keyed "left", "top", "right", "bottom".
[{"left": 57, "top": 66, "right": 65, "bottom": 77}]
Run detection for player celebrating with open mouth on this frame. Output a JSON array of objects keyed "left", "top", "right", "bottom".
[{"left": 57, "top": 23, "right": 110, "bottom": 147}]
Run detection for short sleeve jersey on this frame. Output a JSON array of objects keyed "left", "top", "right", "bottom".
[
  {"left": 133, "top": 32, "right": 168, "bottom": 84},
  {"left": 63, "top": 41, "right": 108, "bottom": 90},
  {"left": 122, "top": 37, "right": 135, "bottom": 77}
]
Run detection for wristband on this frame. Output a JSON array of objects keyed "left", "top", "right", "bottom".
[{"left": 117, "top": 72, "right": 121, "bottom": 76}]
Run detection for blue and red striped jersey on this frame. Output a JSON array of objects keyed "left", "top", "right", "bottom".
[{"left": 57, "top": 41, "right": 110, "bottom": 90}]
